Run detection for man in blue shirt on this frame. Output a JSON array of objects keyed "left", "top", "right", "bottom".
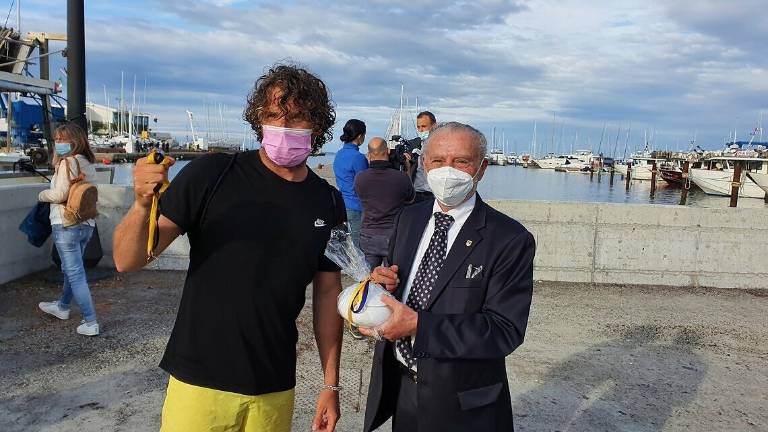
[{"left": 334, "top": 119, "right": 368, "bottom": 246}]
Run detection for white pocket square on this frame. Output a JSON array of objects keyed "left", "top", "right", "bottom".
[{"left": 465, "top": 264, "right": 483, "bottom": 279}]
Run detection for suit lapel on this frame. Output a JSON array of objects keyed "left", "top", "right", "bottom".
[
  {"left": 394, "top": 201, "right": 433, "bottom": 300},
  {"left": 425, "top": 197, "right": 487, "bottom": 310}
]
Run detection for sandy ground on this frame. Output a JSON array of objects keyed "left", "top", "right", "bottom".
[{"left": 0, "top": 269, "right": 766, "bottom": 432}]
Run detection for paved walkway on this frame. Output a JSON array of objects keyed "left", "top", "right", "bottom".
[{"left": 0, "top": 269, "right": 766, "bottom": 431}]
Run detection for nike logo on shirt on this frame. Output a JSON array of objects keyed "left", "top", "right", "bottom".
[{"left": 314, "top": 219, "right": 327, "bottom": 227}]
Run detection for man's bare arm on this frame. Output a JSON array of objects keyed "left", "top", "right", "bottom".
[
  {"left": 112, "top": 156, "right": 182, "bottom": 272},
  {"left": 311, "top": 270, "right": 343, "bottom": 431},
  {"left": 113, "top": 210, "right": 181, "bottom": 272}
]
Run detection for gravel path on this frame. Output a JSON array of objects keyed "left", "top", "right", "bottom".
[{"left": 0, "top": 270, "right": 765, "bottom": 431}]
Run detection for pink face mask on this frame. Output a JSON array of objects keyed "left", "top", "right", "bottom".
[{"left": 261, "top": 124, "right": 313, "bottom": 167}]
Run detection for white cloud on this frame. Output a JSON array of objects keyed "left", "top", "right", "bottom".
[{"left": 19, "top": 0, "right": 768, "bottom": 149}]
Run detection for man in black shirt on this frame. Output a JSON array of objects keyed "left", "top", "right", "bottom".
[
  {"left": 113, "top": 64, "right": 344, "bottom": 432},
  {"left": 354, "top": 137, "right": 415, "bottom": 268}
]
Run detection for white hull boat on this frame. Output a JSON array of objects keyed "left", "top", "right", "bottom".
[
  {"left": 0, "top": 150, "right": 30, "bottom": 167},
  {"left": 746, "top": 171, "right": 768, "bottom": 195},
  {"left": 690, "top": 169, "right": 765, "bottom": 198},
  {"left": 690, "top": 156, "right": 767, "bottom": 199}
]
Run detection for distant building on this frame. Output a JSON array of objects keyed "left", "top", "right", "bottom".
[{"left": 86, "top": 102, "right": 152, "bottom": 136}]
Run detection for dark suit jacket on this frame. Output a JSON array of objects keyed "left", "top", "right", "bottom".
[{"left": 363, "top": 195, "right": 535, "bottom": 432}]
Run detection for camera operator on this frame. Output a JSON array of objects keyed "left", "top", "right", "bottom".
[
  {"left": 412, "top": 111, "right": 437, "bottom": 202},
  {"left": 388, "top": 135, "right": 421, "bottom": 174}
]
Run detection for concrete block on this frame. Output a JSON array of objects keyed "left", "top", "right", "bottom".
[
  {"left": 695, "top": 229, "right": 767, "bottom": 274},
  {"left": 534, "top": 267, "right": 592, "bottom": 283},
  {"left": 530, "top": 224, "right": 595, "bottom": 270},
  {"left": 0, "top": 184, "right": 52, "bottom": 285},
  {"left": 96, "top": 184, "right": 134, "bottom": 209},
  {"left": 595, "top": 227, "right": 699, "bottom": 272},
  {"left": 696, "top": 272, "right": 768, "bottom": 289},
  {"left": 546, "top": 201, "right": 598, "bottom": 224},
  {"left": 488, "top": 200, "right": 551, "bottom": 223},
  {"left": 593, "top": 269, "right": 696, "bottom": 287},
  {"left": 597, "top": 202, "right": 700, "bottom": 228},
  {"left": 696, "top": 207, "right": 768, "bottom": 230}
]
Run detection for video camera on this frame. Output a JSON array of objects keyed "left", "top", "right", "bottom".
[{"left": 389, "top": 135, "right": 423, "bottom": 172}]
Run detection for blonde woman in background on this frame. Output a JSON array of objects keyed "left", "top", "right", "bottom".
[{"left": 37, "top": 123, "right": 100, "bottom": 336}]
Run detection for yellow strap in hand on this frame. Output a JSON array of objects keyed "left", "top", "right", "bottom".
[
  {"left": 346, "top": 277, "right": 372, "bottom": 327},
  {"left": 147, "top": 150, "right": 172, "bottom": 261}
]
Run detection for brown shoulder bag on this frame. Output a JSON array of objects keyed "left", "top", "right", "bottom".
[{"left": 62, "top": 157, "right": 99, "bottom": 226}]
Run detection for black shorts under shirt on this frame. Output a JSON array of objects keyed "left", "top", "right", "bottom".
[{"left": 158, "top": 150, "right": 344, "bottom": 395}]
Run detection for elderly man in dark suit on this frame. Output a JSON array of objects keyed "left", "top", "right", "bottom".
[{"left": 359, "top": 121, "right": 536, "bottom": 432}]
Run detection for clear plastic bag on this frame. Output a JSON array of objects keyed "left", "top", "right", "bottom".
[{"left": 324, "top": 227, "right": 392, "bottom": 327}]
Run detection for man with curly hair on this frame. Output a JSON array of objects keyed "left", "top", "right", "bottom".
[{"left": 113, "top": 63, "right": 344, "bottom": 432}]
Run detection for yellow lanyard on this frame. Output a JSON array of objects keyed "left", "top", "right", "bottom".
[
  {"left": 146, "top": 150, "right": 172, "bottom": 261},
  {"left": 347, "top": 277, "right": 372, "bottom": 327}
]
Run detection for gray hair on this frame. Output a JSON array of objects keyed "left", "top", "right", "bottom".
[{"left": 426, "top": 121, "right": 488, "bottom": 163}]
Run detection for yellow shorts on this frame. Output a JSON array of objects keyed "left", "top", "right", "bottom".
[{"left": 160, "top": 375, "right": 295, "bottom": 432}]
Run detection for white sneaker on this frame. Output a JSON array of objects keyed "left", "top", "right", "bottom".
[
  {"left": 77, "top": 320, "right": 100, "bottom": 336},
  {"left": 39, "top": 301, "right": 70, "bottom": 320}
]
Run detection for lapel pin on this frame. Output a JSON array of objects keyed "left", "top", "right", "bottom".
[{"left": 465, "top": 240, "right": 473, "bottom": 247}]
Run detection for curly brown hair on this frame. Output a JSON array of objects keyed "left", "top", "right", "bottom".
[{"left": 243, "top": 63, "right": 336, "bottom": 154}]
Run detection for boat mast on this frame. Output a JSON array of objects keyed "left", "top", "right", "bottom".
[
  {"left": 120, "top": 71, "right": 124, "bottom": 136},
  {"left": 623, "top": 122, "right": 631, "bottom": 160},
  {"left": 398, "top": 83, "right": 404, "bottom": 137},
  {"left": 572, "top": 130, "right": 577, "bottom": 155},
  {"left": 690, "top": 129, "right": 697, "bottom": 151},
  {"left": 103, "top": 85, "right": 111, "bottom": 137},
  {"left": 548, "top": 113, "right": 555, "bottom": 156},
  {"left": 131, "top": 74, "right": 137, "bottom": 138},
  {"left": 597, "top": 122, "right": 606, "bottom": 155},
  {"left": 531, "top": 121, "right": 537, "bottom": 159}
]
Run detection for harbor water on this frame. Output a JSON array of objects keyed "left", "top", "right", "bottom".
[{"left": 106, "top": 154, "right": 768, "bottom": 209}]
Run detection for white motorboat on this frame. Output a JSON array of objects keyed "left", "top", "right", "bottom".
[
  {"left": 506, "top": 152, "right": 519, "bottom": 165},
  {"left": 615, "top": 154, "right": 667, "bottom": 180},
  {"left": 691, "top": 156, "right": 767, "bottom": 198},
  {"left": 746, "top": 171, "right": 768, "bottom": 196},
  {"left": 534, "top": 153, "right": 570, "bottom": 169},
  {"left": 0, "top": 149, "right": 30, "bottom": 168},
  {"left": 488, "top": 149, "right": 507, "bottom": 166}
]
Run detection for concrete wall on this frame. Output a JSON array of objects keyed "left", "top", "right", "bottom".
[
  {"left": 0, "top": 184, "right": 53, "bottom": 285},
  {"left": 2, "top": 184, "right": 766, "bottom": 289},
  {"left": 96, "top": 185, "right": 190, "bottom": 271},
  {"left": 489, "top": 200, "right": 768, "bottom": 289}
]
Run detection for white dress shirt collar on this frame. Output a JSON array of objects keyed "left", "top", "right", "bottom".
[{"left": 431, "top": 193, "right": 476, "bottom": 227}]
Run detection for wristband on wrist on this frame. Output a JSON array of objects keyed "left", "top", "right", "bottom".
[{"left": 321, "top": 384, "right": 342, "bottom": 392}]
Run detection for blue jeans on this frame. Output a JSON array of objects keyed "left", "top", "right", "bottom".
[
  {"left": 52, "top": 224, "right": 97, "bottom": 322},
  {"left": 346, "top": 210, "right": 362, "bottom": 249}
]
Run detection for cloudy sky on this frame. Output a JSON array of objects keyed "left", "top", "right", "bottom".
[{"left": 17, "top": 0, "right": 768, "bottom": 154}]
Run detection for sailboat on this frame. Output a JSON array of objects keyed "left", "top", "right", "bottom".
[{"left": 384, "top": 84, "right": 423, "bottom": 151}]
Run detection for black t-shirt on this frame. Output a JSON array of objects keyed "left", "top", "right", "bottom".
[
  {"left": 158, "top": 150, "right": 344, "bottom": 396},
  {"left": 354, "top": 160, "right": 415, "bottom": 232}
]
